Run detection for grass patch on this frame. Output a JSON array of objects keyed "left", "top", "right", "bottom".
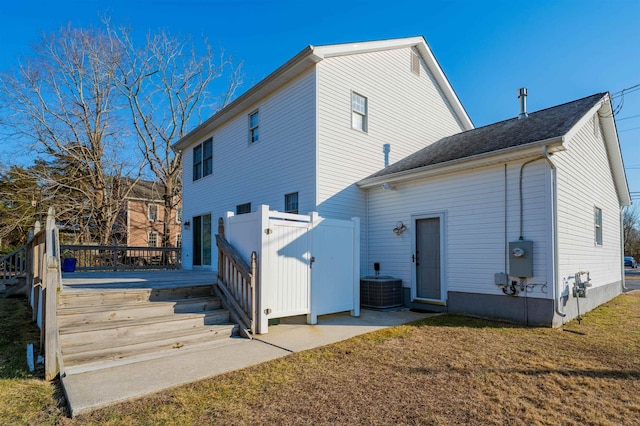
[
  {"left": 2, "top": 292, "right": 640, "bottom": 425},
  {"left": 0, "top": 295, "right": 63, "bottom": 425}
]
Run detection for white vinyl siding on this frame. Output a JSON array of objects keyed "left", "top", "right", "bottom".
[
  {"left": 366, "top": 160, "right": 549, "bottom": 297},
  {"left": 554, "top": 115, "right": 622, "bottom": 289},
  {"left": 317, "top": 47, "right": 466, "bottom": 273},
  {"left": 181, "top": 69, "right": 317, "bottom": 269},
  {"left": 317, "top": 48, "right": 465, "bottom": 220}
]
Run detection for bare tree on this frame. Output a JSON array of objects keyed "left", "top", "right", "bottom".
[
  {"left": 0, "top": 25, "right": 143, "bottom": 244},
  {"left": 110, "top": 23, "right": 242, "bottom": 247}
]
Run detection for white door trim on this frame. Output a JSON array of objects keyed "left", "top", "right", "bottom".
[{"left": 411, "top": 212, "right": 447, "bottom": 304}]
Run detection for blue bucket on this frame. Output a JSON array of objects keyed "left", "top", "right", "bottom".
[{"left": 62, "top": 258, "right": 77, "bottom": 273}]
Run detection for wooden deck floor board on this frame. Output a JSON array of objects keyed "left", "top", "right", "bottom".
[{"left": 61, "top": 270, "right": 218, "bottom": 292}]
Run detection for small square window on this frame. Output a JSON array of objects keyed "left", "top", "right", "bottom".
[
  {"left": 148, "top": 204, "right": 158, "bottom": 222},
  {"left": 249, "top": 111, "right": 259, "bottom": 143},
  {"left": 148, "top": 231, "right": 158, "bottom": 248},
  {"left": 351, "top": 92, "right": 367, "bottom": 132},
  {"left": 595, "top": 207, "right": 603, "bottom": 246},
  {"left": 236, "top": 202, "right": 251, "bottom": 215},
  {"left": 285, "top": 192, "right": 299, "bottom": 214}
]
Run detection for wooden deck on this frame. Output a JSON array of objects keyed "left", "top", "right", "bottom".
[{"left": 61, "top": 270, "right": 218, "bottom": 292}]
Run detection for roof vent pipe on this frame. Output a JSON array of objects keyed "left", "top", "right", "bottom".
[
  {"left": 383, "top": 144, "right": 391, "bottom": 167},
  {"left": 518, "top": 88, "right": 528, "bottom": 119}
]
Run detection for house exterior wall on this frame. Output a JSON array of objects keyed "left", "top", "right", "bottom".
[
  {"left": 316, "top": 47, "right": 466, "bottom": 272},
  {"left": 316, "top": 48, "right": 465, "bottom": 218},
  {"left": 126, "top": 199, "right": 182, "bottom": 248},
  {"left": 365, "top": 159, "right": 551, "bottom": 323},
  {"left": 552, "top": 114, "right": 623, "bottom": 320},
  {"left": 181, "top": 69, "right": 317, "bottom": 269}
]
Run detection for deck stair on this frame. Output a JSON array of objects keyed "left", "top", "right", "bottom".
[{"left": 58, "top": 284, "right": 238, "bottom": 375}]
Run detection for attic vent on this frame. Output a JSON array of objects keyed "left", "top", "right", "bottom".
[{"left": 411, "top": 51, "right": 420, "bottom": 75}]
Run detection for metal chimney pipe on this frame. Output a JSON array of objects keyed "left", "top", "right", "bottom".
[
  {"left": 518, "top": 88, "right": 528, "bottom": 119},
  {"left": 383, "top": 144, "right": 391, "bottom": 167}
]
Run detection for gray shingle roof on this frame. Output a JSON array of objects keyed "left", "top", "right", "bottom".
[{"left": 366, "top": 93, "right": 606, "bottom": 179}]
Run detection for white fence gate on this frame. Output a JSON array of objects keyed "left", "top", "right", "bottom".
[{"left": 223, "top": 205, "right": 360, "bottom": 334}]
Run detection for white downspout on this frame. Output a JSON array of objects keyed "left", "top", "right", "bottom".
[{"left": 542, "top": 146, "right": 566, "bottom": 318}]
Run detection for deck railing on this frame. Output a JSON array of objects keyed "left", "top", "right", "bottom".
[
  {"left": 1, "top": 244, "right": 27, "bottom": 285},
  {"left": 60, "top": 244, "right": 181, "bottom": 272},
  {"left": 24, "top": 207, "right": 62, "bottom": 380},
  {"left": 216, "top": 217, "right": 257, "bottom": 337}
]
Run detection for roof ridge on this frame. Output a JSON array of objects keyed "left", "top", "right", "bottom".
[{"left": 450, "top": 92, "right": 606, "bottom": 136}]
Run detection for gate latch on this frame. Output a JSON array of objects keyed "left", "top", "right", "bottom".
[{"left": 309, "top": 256, "right": 315, "bottom": 269}]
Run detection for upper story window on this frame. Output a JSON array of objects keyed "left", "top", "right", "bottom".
[
  {"left": 351, "top": 92, "right": 368, "bottom": 132},
  {"left": 176, "top": 232, "right": 182, "bottom": 248},
  {"left": 285, "top": 192, "right": 299, "bottom": 214},
  {"left": 193, "top": 138, "right": 213, "bottom": 181},
  {"left": 176, "top": 207, "right": 182, "bottom": 224},
  {"left": 595, "top": 207, "right": 603, "bottom": 246},
  {"left": 236, "top": 202, "right": 251, "bottom": 215},
  {"left": 148, "top": 231, "right": 158, "bottom": 248},
  {"left": 249, "top": 110, "right": 259, "bottom": 143},
  {"left": 148, "top": 204, "right": 158, "bottom": 222}
]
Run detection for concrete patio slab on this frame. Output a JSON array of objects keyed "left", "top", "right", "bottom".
[{"left": 62, "top": 308, "right": 436, "bottom": 417}]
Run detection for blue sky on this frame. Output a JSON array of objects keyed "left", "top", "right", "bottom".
[{"left": 1, "top": 0, "right": 639, "bottom": 198}]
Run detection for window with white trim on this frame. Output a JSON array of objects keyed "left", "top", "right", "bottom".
[
  {"left": 176, "top": 232, "right": 182, "bottom": 248},
  {"left": 285, "top": 192, "right": 299, "bottom": 214},
  {"left": 176, "top": 207, "right": 182, "bottom": 223},
  {"left": 148, "top": 231, "right": 159, "bottom": 248},
  {"left": 193, "top": 138, "right": 213, "bottom": 181},
  {"left": 351, "top": 92, "right": 367, "bottom": 132},
  {"left": 236, "top": 202, "right": 251, "bottom": 215},
  {"left": 249, "top": 110, "right": 259, "bottom": 143},
  {"left": 148, "top": 204, "right": 158, "bottom": 222},
  {"left": 595, "top": 207, "right": 603, "bottom": 246}
]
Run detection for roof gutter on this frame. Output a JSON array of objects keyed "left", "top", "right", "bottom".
[{"left": 357, "top": 136, "right": 565, "bottom": 189}]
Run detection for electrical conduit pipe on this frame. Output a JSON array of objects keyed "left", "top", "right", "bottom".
[{"left": 542, "top": 145, "right": 566, "bottom": 319}]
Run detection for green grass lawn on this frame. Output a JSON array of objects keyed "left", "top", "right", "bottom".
[{"left": 2, "top": 292, "right": 639, "bottom": 425}]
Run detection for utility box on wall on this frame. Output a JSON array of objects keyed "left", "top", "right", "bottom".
[{"left": 509, "top": 240, "right": 533, "bottom": 278}]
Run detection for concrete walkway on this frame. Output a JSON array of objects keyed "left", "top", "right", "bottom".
[{"left": 62, "top": 308, "right": 435, "bottom": 417}]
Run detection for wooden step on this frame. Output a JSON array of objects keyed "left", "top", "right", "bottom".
[
  {"left": 59, "top": 309, "right": 231, "bottom": 347},
  {"left": 57, "top": 296, "right": 223, "bottom": 328},
  {"left": 62, "top": 324, "right": 238, "bottom": 375},
  {"left": 59, "top": 284, "right": 214, "bottom": 308}
]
